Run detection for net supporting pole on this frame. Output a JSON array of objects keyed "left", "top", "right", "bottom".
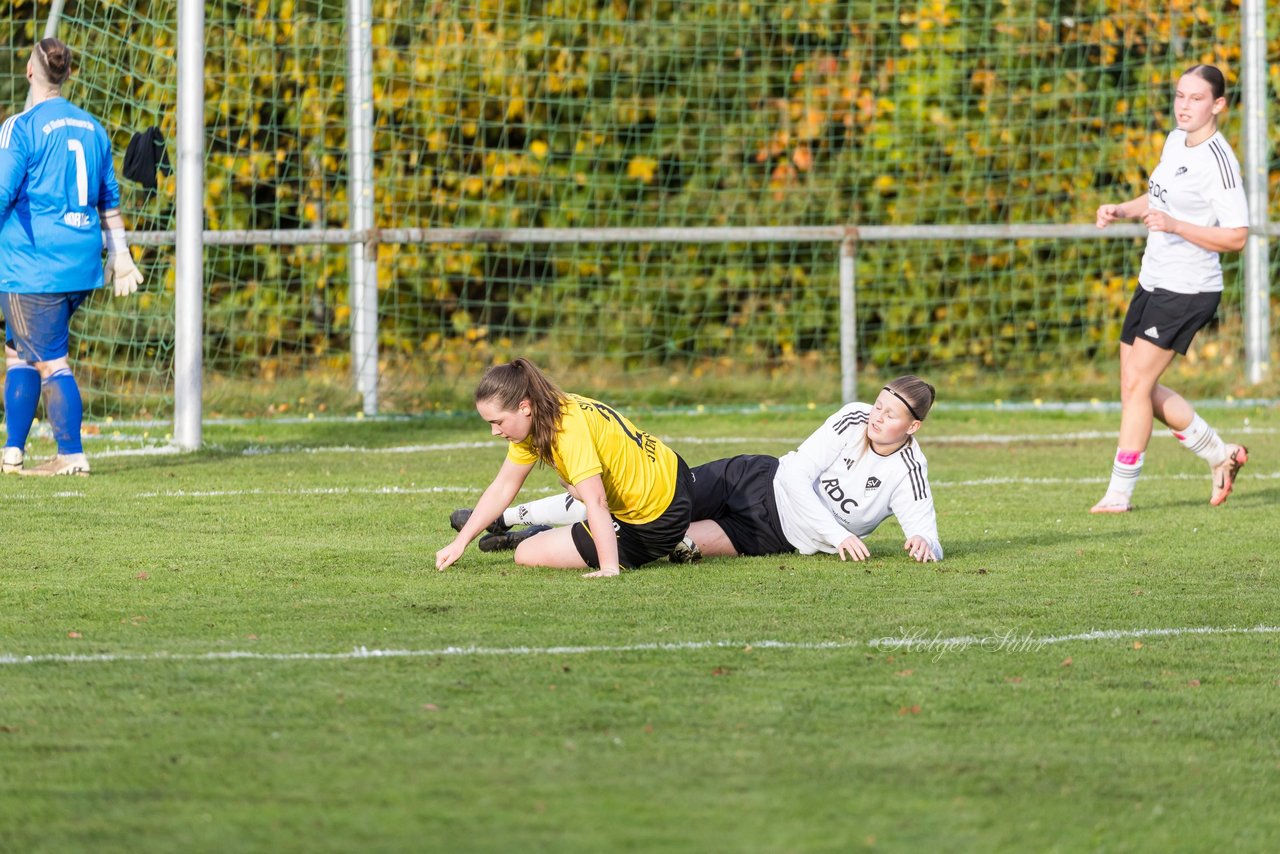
[
  {"left": 1241, "top": 0, "right": 1270, "bottom": 385},
  {"left": 347, "top": 0, "right": 378, "bottom": 415},
  {"left": 173, "top": 0, "right": 205, "bottom": 449},
  {"left": 26, "top": 0, "right": 67, "bottom": 110},
  {"left": 840, "top": 235, "right": 857, "bottom": 403},
  {"left": 41, "top": 0, "right": 65, "bottom": 37}
]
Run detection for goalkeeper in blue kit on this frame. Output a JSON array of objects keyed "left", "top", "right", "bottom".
[{"left": 0, "top": 39, "right": 143, "bottom": 476}]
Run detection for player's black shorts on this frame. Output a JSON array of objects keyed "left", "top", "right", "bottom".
[
  {"left": 689, "top": 454, "right": 793, "bottom": 557},
  {"left": 570, "top": 456, "right": 694, "bottom": 570},
  {"left": 1120, "top": 286, "right": 1220, "bottom": 355}
]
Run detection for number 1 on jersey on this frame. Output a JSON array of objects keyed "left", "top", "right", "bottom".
[{"left": 66, "top": 139, "right": 88, "bottom": 207}]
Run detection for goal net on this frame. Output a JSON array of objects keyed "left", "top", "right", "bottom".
[{"left": 2, "top": 1, "right": 1272, "bottom": 417}]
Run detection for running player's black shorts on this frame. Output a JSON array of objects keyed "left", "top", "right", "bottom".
[
  {"left": 689, "top": 454, "right": 793, "bottom": 557},
  {"left": 1120, "top": 286, "right": 1220, "bottom": 355},
  {"left": 570, "top": 457, "right": 695, "bottom": 569}
]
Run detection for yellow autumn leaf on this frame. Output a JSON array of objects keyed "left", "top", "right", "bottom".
[
  {"left": 627, "top": 156, "right": 658, "bottom": 183},
  {"left": 797, "top": 108, "right": 825, "bottom": 140},
  {"left": 529, "top": 139, "right": 549, "bottom": 159}
]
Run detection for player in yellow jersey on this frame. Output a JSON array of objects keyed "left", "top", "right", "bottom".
[{"left": 435, "top": 358, "right": 694, "bottom": 578}]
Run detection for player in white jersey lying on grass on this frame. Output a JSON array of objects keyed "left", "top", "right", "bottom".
[{"left": 451, "top": 375, "right": 942, "bottom": 564}]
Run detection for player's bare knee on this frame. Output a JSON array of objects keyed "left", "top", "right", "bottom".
[
  {"left": 1118, "top": 370, "right": 1157, "bottom": 400},
  {"left": 513, "top": 541, "right": 537, "bottom": 566}
]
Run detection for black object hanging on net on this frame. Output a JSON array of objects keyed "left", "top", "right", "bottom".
[{"left": 122, "top": 127, "right": 172, "bottom": 190}]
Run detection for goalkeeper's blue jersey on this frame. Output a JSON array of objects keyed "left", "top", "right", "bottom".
[{"left": 0, "top": 98, "right": 120, "bottom": 294}]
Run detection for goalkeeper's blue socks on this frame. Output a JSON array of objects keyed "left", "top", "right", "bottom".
[
  {"left": 42, "top": 368, "right": 84, "bottom": 455},
  {"left": 4, "top": 363, "right": 40, "bottom": 450}
]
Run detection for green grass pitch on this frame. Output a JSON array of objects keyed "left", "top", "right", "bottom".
[{"left": 2, "top": 402, "right": 1278, "bottom": 852}]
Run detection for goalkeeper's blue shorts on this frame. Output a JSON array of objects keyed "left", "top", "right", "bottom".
[{"left": 0, "top": 289, "right": 93, "bottom": 362}]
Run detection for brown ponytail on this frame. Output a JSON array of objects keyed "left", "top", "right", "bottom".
[
  {"left": 474, "top": 358, "right": 568, "bottom": 465},
  {"left": 33, "top": 38, "right": 72, "bottom": 87}
]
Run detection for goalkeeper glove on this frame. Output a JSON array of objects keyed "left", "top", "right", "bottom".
[
  {"left": 103, "top": 227, "right": 144, "bottom": 297},
  {"left": 104, "top": 251, "right": 144, "bottom": 297}
]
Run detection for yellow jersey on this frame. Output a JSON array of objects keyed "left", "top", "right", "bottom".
[{"left": 507, "top": 394, "right": 679, "bottom": 524}]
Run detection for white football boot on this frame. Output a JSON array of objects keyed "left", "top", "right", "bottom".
[
  {"left": 1, "top": 446, "right": 23, "bottom": 474},
  {"left": 1209, "top": 444, "right": 1248, "bottom": 507},
  {"left": 20, "top": 452, "right": 90, "bottom": 477}
]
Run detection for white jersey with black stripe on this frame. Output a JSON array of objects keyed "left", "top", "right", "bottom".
[
  {"left": 1138, "top": 129, "right": 1249, "bottom": 295},
  {"left": 772, "top": 402, "right": 942, "bottom": 559}
]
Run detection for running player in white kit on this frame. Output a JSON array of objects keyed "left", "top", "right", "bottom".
[{"left": 1090, "top": 65, "right": 1250, "bottom": 513}]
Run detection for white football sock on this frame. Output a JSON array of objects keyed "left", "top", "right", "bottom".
[
  {"left": 1106, "top": 449, "right": 1144, "bottom": 499},
  {"left": 1171, "top": 414, "right": 1227, "bottom": 467},
  {"left": 503, "top": 493, "right": 586, "bottom": 527}
]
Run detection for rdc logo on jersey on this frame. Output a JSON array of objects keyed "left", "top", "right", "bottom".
[
  {"left": 1175, "top": 166, "right": 1188, "bottom": 177},
  {"left": 864, "top": 476, "right": 882, "bottom": 495}
]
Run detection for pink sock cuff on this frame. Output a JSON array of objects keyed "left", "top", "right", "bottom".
[{"left": 1115, "top": 449, "right": 1143, "bottom": 465}]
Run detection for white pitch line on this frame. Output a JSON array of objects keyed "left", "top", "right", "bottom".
[
  {"left": 131, "top": 484, "right": 562, "bottom": 499},
  {"left": 2, "top": 624, "right": 1276, "bottom": 667},
  {"left": 2, "top": 485, "right": 553, "bottom": 501},
  {"left": 94, "top": 445, "right": 184, "bottom": 458},
  {"left": 53, "top": 425, "right": 1278, "bottom": 462},
  {"left": 76, "top": 398, "right": 1280, "bottom": 429},
  {"left": 239, "top": 441, "right": 497, "bottom": 456},
  {"left": 14, "top": 470, "right": 1277, "bottom": 502},
  {"left": 227, "top": 426, "right": 1280, "bottom": 458},
  {"left": 933, "top": 469, "right": 1280, "bottom": 488},
  {"left": 871, "top": 624, "right": 1280, "bottom": 651},
  {"left": 926, "top": 427, "right": 1274, "bottom": 448},
  {"left": 679, "top": 428, "right": 1278, "bottom": 446}
]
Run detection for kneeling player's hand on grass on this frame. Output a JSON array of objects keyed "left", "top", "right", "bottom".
[
  {"left": 105, "top": 251, "right": 145, "bottom": 296},
  {"left": 837, "top": 534, "right": 870, "bottom": 562},
  {"left": 903, "top": 536, "right": 937, "bottom": 563},
  {"left": 582, "top": 566, "right": 620, "bottom": 579},
  {"left": 435, "top": 539, "right": 466, "bottom": 571}
]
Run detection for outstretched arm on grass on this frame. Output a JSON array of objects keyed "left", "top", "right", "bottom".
[{"left": 436, "top": 459, "right": 534, "bottom": 570}]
